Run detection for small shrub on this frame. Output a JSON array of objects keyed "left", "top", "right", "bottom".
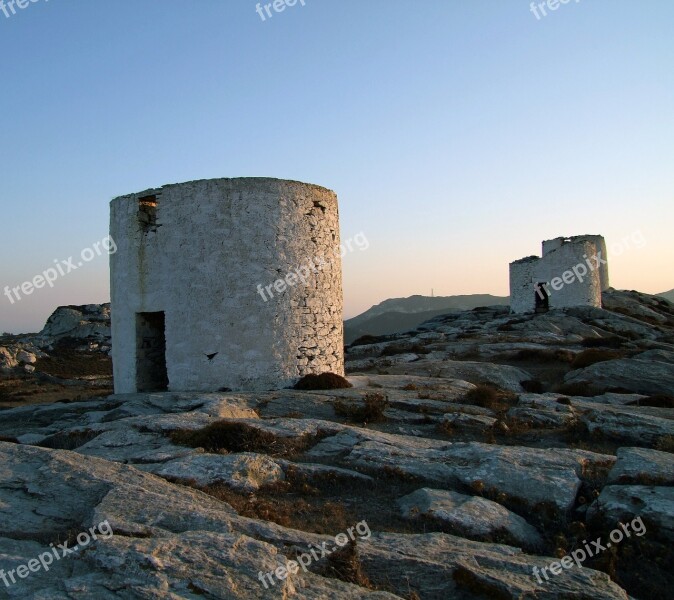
[
  {"left": 571, "top": 349, "right": 623, "bottom": 369},
  {"left": 334, "top": 393, "right": 389, "bottom": 423},
  {"left": 314, "top": 541, "right": 372, "bottom": 588},
  {"left": 294, "top": 373, "right": 353, "bottom": 390},
  {"left": 557, "top": 397, "right": 572, "bottom": 405},
  {"left": 461, "top": 385, "right": 518, "bottom": 412},
  {"left": 171, "top": 421, "right": 325, "bottom": 458},
  {"left": 656, "top": 436, "right": 674, "bottom": 453},
  {"left": 0, "top": 436, "right": 19, "bottom": 444}
]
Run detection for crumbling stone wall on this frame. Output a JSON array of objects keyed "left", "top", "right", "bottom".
[
  {"left": 509, "top": 235, "right": 609, "bottom": 314},
  {"left": 110, "top": 178, "right": 344, "bottom": 393}
]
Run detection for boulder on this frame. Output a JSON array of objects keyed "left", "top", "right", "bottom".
[
  {"left": 149, "top": 452, "right": 285, "bottom": 492},
  {"left": 397, "top": 488, "right": 544, "bottom": 550},
  {"left": 607, "top": 447, "right": 674, "bottom": 485},
  {"left": 308, "top": 429, "right": 615, "bottom": 512},
  {"left": 564, "top": 354, "right": 674, "bottom": 396},
  {"left": 588, "top": 485, "right": 674, "bottom": 542}
]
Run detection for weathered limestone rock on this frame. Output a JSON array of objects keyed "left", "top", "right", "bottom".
[
  {"left": 0, "top": 442, "right": 631, "bottom": 600},
  {"left": 564, "top": 352, "right": 674, "bottom": 395},
  {"left": 358, "top": 532, "right": 629, "bottom": 600},
  {"left": 397, "top": 488, "right": 544, "bottom": 550},
  {"left": 607, "top": 447, "right": 674, "bottom": 485},
  {"left": 38, "top": 303, "right": 111, "bottom": 342},
  {"left": 308, "top": 429, "right": 614, "bottom": 512},
  {"left": 149, "top": 452, "right": 285, "bottom": 492},
  {"left": 384, "top": 359, "right": 532, "bottom": 392},
  {"left": 574, "top": 400, "right": 674, "bottom": 445},
  {"left": 0, "top": 443, "right": 399, "bottom": 599},
  {"left": 443, "top": 413, "right": 497, "bottom": 430},
  {"left": 507, "top": 394, "right": 578, "bottom": 428},
  {"left": 588, "top": 485, "right": 674, "bottom": 542}
]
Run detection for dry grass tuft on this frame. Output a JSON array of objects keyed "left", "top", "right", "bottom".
[
  {"left": 571, "top": 349, "right": 623, "bottom": 369},
  {"left": 334, "top": 393, "right": 389, "bottom": 424},
  {"left": 314, "top": 541, "right": 372, "bottom": 589},
  {"left": 170, "top": 421, "right": 326, "bottom": 458},
  {"left": 294, "top": 373, "right": 353, "bottom": 390},
  {"left": 461, "top": 385, "right": 518, "bottom": 412}
]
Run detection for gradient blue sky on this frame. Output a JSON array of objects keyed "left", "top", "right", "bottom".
[{"left": 1, "top": 0, "right": 673, "bottom": 333}]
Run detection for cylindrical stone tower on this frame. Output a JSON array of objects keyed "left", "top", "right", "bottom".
[{"left": 110, "top": 178, "right": 344, "bottom": 393}]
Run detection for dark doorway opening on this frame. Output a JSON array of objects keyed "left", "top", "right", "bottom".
[
  {"left": 535, "top": 283, "right": 550, "bottom": 313},
  {"left": 136, "top": 312, "right": 168, "bottom": 392}
]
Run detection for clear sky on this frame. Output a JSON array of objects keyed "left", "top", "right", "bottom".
[{"left": 1, "top": 0, "right": 672, "bottom": 333}]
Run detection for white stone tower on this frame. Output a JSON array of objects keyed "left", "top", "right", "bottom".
[
  {"left": 509, "top": 235, "right": 609, "bottom": 314},
  {"left": 110, "top": 178, "right": 344, "bottom": 393}
]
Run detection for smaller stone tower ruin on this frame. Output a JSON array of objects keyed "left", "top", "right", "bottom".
[{"left": 509, "top": 235, "right": 609, "bottom": 314}]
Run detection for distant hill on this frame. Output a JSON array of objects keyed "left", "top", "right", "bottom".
[
  {"left": 344, "top": 294, "right": 509, "bottom": 344},
  {"left": 658, "top": 289, "right": 674, "bottom": 303}
]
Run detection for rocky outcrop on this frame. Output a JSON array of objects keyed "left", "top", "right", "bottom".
[
  {"left": 565, "top": 350, "right": 674, "bottom": 396},
  {"left": 0, "top": 288, "right": 672, "bottom": 598},
  {"left": 607, "top": 447, "right": 674, "bottom": 485},
  {"left": 397, "top": 488, "right": 544, "bottom": 550},
  {"left": 588, "top": 485, "right": 674, "bottom": 542},
  {"left": 0, "top": 343, "right": 47, "bottom": 373},
  {"left": 37, "top": 303, "right": 111, "bottom": 346},
  {"left": 0, "top": 442, "right": 631, "bottom": 599}
]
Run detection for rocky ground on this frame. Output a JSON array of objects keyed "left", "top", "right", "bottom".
[
  {"left": 0, "top": 289, "right": 672, "bottom": 599},
  {"left": 0, "top": 305, "right": 112, "bottom": 408}
]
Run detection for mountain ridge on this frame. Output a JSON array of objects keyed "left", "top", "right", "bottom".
[{"left": 345, "top": 294, "right": 510, "bottom": 343}]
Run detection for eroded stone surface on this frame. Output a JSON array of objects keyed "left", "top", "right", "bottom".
[
  {"left": 397, "top": 488, "right": 544, "bottom": 550},
  {"left": 607, "top": 447, "right": 674, "bottom": 485}
]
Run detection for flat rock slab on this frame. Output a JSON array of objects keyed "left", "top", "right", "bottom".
[
  {"left": 149, "top": 452, "right": 285, "bottom": 492},
  {"left": 574, "top": 402, "right": 674, "bottom": 445},
  {"left": 385, "top": 359, "right": 532, "bottom": 392},
  {"left": 359, "top": 532, "right": 629, "bottom": 600},
  {"left": 588, "top": 485, "right": 674, "bottom": 542},
  {"left": 607, "top": 447, "right": 674, "bottom": 485},
  {"left": 0, "top": 442, "right": 399, "bottom": 599},
  {"left": 397, "top": 488, "right": 544, "bottom": 550},
  {"left": 565, "top": 355, "right": 674, "bottom": 396},
  {"left": 0, "top": 420, "right": 635, "bottom": 599},
  {"left": 308, "top": 429, "right": 615, "bottom": 512},
  {"left": 76, "top": 427, "right": 194, "bottom": 464},
  {"left": 346, "top": 375, "right": 475, "bottom": 398},
  {"left": 276, "top": 459, "right": 374, "bottom": 484},
  {"left": 443, "top": 413, "right": 497, "bottom": 430}
]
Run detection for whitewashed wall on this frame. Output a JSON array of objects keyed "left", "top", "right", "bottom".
[
  {"left": 110, "top": 178, "right": 344, "bottom": 393},
  {"left": 510, "top": 237, "right": 606, "bottom": 314}
]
